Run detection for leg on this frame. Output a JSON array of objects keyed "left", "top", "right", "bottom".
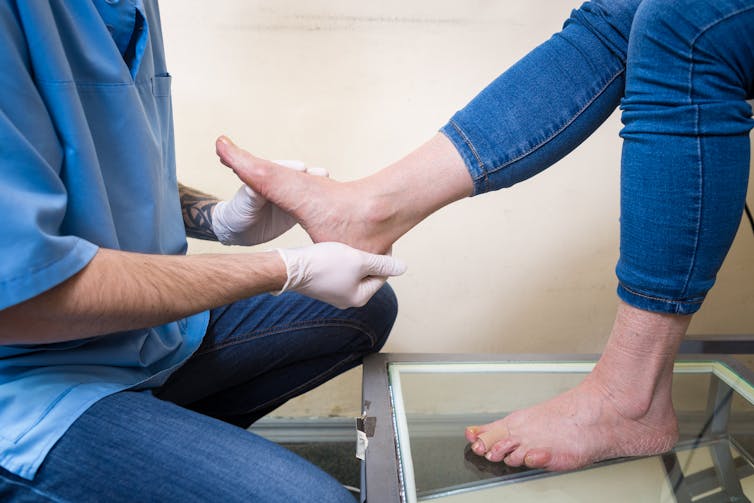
[
  {"left": 468, "top": 0, "right": 754, "bottom": 470},
  {"left": 216, "top": 0, "right": 641, "bottom": 254},
  {"left": 468, "top": 301, "right": 689, "bottom": 469},
  {"left": 155, "top": 284, "right": 397, "bottom": 426},
  {"left": 0, "top": 391, "right": 355, "bottom": 502}
]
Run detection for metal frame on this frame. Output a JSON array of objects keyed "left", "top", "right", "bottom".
[
  {"left": 679, "top": 334, "right": 754, "bottom": 355},
  {"left": 360, "top": 353, "right": 754, "bottom": 503}
]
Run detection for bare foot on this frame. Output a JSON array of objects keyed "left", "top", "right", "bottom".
[
  {"left": 215, "top": 134, "right": 473, "bottom": 254},
  {"left": 465, "top": 302, "right": 690, "bottom": 471},
  {"left": 215, "top": 137, "right": 405, "bottom": 254},
  {"left": 465, "top": 374, "right": 678, "bottom": 471}
]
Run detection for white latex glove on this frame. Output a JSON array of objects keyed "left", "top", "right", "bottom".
[
  {"left": 274, "top": 242, "right": 407, "bottom": 309},
  {"left": 212, "top": 160, "right": 329, "bottom": 246}
]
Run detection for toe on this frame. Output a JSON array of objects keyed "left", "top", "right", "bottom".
[
  {"left": 215, "top": 136, "right": 268, "bottom": 180},
  {"left": 485, "top": 438, "right": 519, "bottom": 463},
  {"left": 465, "top": 426, "right": 480, "bottom": 443},
  {"left": 504, "top": 447, "right": 528, "bottom": 467},
  {"left": 476, "top": 424, "right": 510, "bottom": 454},
  {"left": 215, "top": 136, "right": 244, "bottom": 166},
  {"left": 471, "top": 439, "right": 488, "bottom": 456},
  {"left": 523, "top": 448, "right": 552, "bottom": 469}
]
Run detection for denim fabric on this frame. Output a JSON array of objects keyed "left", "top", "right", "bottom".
[
  {"left": 441, "top": 0, "right": 754, "bottom": 314},
  {"left": 0, "top": 286, "right": 397, "bottom": 502},
  {"left": 617, "top": 0, "right": 754, "bottom": 314},
  {"left": 441, "top": 0, "right": 641, "bottom": 194}
]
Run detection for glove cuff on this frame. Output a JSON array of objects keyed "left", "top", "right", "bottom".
[
  {"left": 211, "top": 200, "right": 236, "bottom": 246},
  {"left": 271, "top": 248, "right": 297, "bottom": 296}
]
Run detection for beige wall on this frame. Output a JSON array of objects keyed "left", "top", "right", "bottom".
[{"left": 160, "top": 0, "right": 754, "bottom": 417}]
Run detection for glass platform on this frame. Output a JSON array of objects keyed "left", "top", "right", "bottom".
[{"left": 360, "top": 354, "right": 754, "bottom": 503}]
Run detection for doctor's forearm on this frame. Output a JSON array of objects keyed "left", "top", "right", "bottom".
[
  {"left": 0, "top": 248, "right": 286, "bottom": 345},
  {"left": 178, "top": 182, "right": 220, "bottom": 241}
]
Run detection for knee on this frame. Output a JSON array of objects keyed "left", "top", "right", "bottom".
[
  {"left": 623, "top": 0, "right": 754, "bottom": 131},
  {"left": 631, "top": 0, "right": 745, "bottom": 54},
  {"left": 359, "top": 282, "right": 398, "bottom": 353},
  {"left": 566, "top": 0, "right": 642, "bottom": 61},
  {"left": 631, "top": 0, "right": 671, "bottom": 25},
  {"left": 627, "top": 0, "right": 703, "bottom": 68}
]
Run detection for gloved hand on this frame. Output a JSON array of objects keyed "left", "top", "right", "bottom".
[
  {"left": 212, "top": 160, "right": 328, "bottom": 246},
  {"left": 274, "top": 242, "right": 407, "bottom": 309}
]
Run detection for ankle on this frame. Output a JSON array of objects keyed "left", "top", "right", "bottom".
[
  {"left": 586, "top": 302, "right": 690, "bottom": 419},
  {"left": 586, "top": 367, "right": 671, "bottom": 420}
]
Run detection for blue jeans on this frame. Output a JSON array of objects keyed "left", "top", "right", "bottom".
[
  {"left": 0, "top": 286, "right": 397, "bottom": 502},
  {"left": 442, "top": 0, "right": 754, "bottom": 314}
]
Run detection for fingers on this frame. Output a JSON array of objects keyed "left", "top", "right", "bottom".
[
  {"left": 217, "top": 137, "right": 328, "bottom": 180},
  {"left": 274, "top": 160, "right": 329, "bottom": 178},
  {"left": 273, "top": 159, "right": 307, "bottom": 172},
  {"left": 362, "top": 252, "right": 407, "bottom": 278},
  {"left": 351, "top": 276, "right": 387, "bottom": 308},
  {"left": 305, "top": 166, "right": 329, "bottom": 178}
]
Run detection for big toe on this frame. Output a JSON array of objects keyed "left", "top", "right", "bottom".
[
  {"left": 215, "top": 137, "right": 281, "bottom": 196},
  {"left": 465, "top": 426, "right": 481, "bottom": 443},
  {"left": 473, "top": 424, "right": 511, "bottom": 455},
  {"left": 216, "top": 135, "right": 246, "bottom": 167}
]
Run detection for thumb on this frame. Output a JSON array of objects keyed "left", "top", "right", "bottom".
[
  {"left": 362, "top": 253, "right": 407, "bottom": 278},
  {"left": 353, "top": 276, "right": 389, "bottom": 307}
]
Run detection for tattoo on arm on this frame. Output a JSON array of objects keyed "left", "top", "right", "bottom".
[{"left": 178, "top": 183, "right": 219, "bottom": 241}]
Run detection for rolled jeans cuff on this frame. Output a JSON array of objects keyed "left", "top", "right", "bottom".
[
  {"left": 439, "top": 123, "right": 488, "bottom": 196},
  {"left": 616, "top": 283, "right": 704, "bottom": 316}
]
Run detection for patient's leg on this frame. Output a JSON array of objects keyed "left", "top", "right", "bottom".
[
  {"left": 215, "top": 1, "right": 636, "bottom": 255},
  {"left": 216, "top": 133, "right": 472, "bottom": 255},
  {"left": 466, "top": 301, "right": 688, "bottom": 470}
]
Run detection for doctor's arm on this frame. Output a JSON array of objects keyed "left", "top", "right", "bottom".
[{"left": 0, "top": 242, "right": 405, "bottom": 345}]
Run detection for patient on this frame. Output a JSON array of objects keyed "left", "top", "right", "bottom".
[{"left": 215, "top": 0, "right": 754, "bottom": 471}]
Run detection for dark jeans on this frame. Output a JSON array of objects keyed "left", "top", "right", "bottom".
[{"left": 0, "top": 286, "right": 397, "bottom": 502}]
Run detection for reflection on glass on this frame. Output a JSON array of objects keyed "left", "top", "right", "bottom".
[{"left": 388, "top": 362, "right": 754, "bottom": 502}]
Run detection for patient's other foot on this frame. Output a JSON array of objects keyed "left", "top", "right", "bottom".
[
  {"left": 215, "top": 134, "right": 472, "bottom": 254},
  {"left": 465, "top": 302, "right": 690, "bottom": 471},
  {"left": 465, "top": 373, "right": 678, "bottom": 470}
]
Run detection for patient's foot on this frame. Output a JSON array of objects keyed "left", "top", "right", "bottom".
[
  {"left": 465, "top": 302, "right": 689, "bottom": 471},
  {"left": 465, "top": 373, "right": 678, "bottom": 471},
  {"left": 215, "top": 134, "right": 472, "bottom": 254}
]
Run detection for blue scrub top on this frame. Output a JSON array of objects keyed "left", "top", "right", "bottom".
[{"left": 0, "top": 0, "right": 208, "bottom": 479}]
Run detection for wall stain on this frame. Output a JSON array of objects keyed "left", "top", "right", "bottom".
[{"left": 221, "top": 14, "right": 473, "bottom": 33}]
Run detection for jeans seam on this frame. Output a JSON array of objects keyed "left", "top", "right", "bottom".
[
  {"left": 196, "top": 318, "right": 377, "bottom": 357},
  {"left": 679, "top": 105, "right": 704, "bottom": 298},
  {"left": 675, "top": 8, "right": 754, "bottom": 297},
  {"left": 0, "top": 476, "right": 69, "bottom": 503},
  {"left": 688, "top": 5, "right": 754, "bottom": 49},
  {"left": 448, "top": 119, "right": 488, "bottom": 189},
  {"left": 237, "top": 353, "right": 361, "bottom": 416},
  {"left": 484, "top": 68, "right": 625, "bottom": 179},
  {"left": 619, "top": 282, "right": 704, "bottom": 304}
]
